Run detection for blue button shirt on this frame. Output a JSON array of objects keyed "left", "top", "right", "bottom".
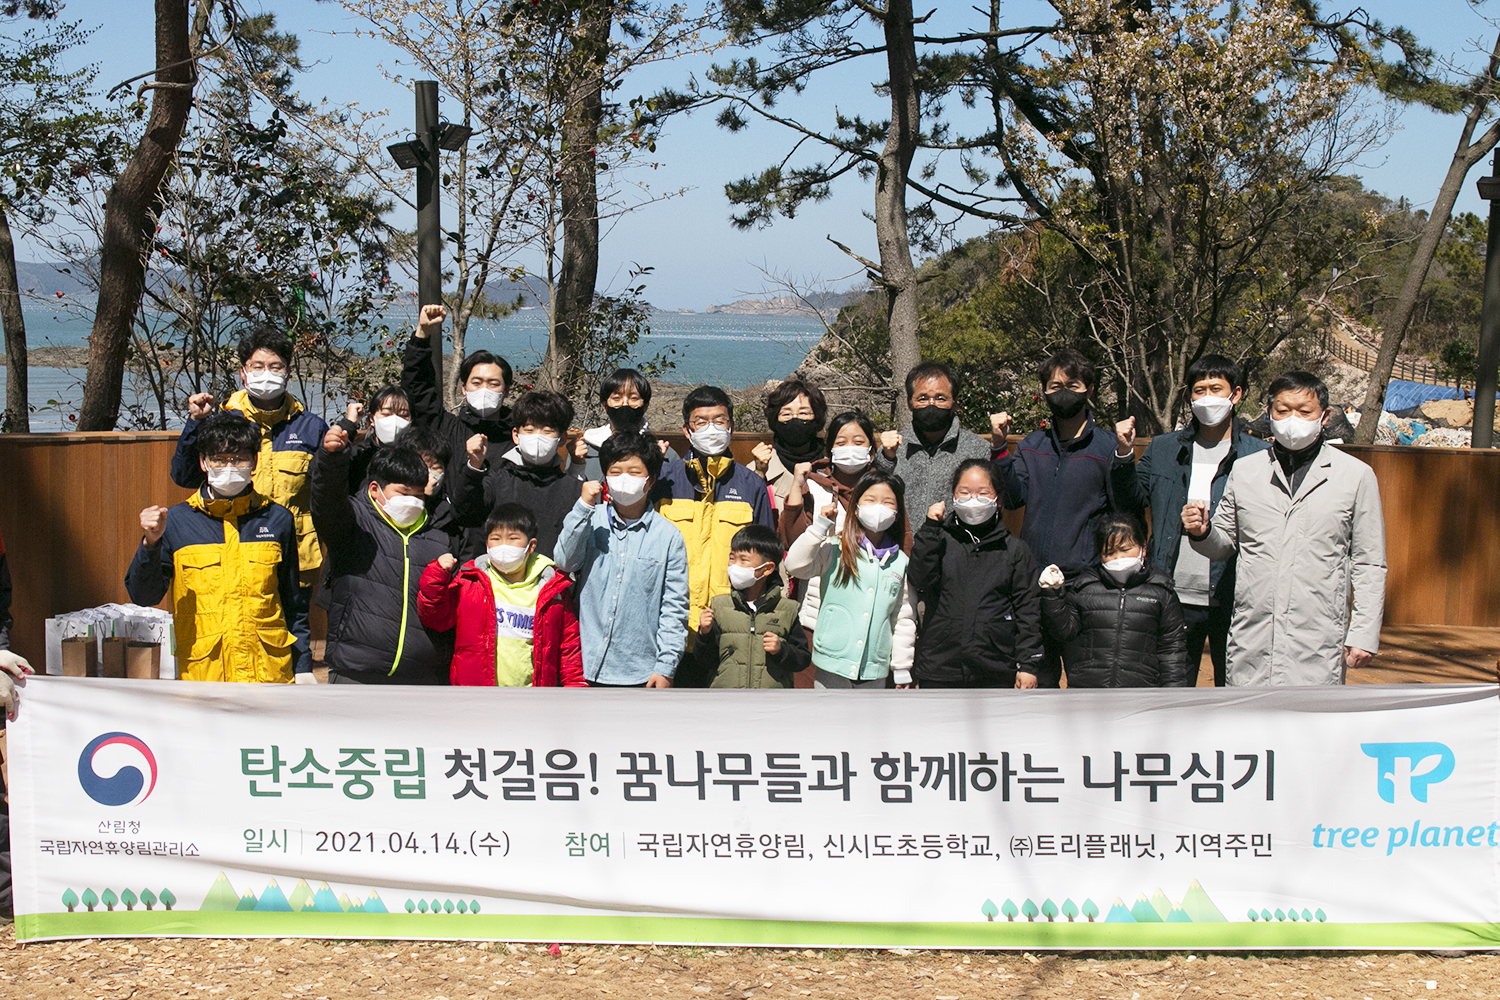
[{"left": 554, "top": 499, "right": 690, "bottom": 684}]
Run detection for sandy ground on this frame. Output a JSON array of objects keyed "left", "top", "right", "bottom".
[{"left": 4, "top": 923, "right": 1499, "bottom": 1000}]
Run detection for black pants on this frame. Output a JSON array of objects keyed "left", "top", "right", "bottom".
[
  {"left": 1037, "top": 634, "right": 1065, "bottom": 689},
  {"left": 1180, "top": 602, "right": 1231, "bottom": 687}
]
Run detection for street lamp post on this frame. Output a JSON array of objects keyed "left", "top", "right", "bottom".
[
  {"left": 1473, "top": 148, "right": 1500, "bottom": 448},
  {"left": 387, "top": 80, "right": 472, "bottom": 401}
]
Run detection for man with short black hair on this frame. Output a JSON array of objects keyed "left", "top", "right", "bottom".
[
  {"left": 1182, "top": 370, "right": 1386, "bottom": 686},
  {"left": 873, "top": 361, "right": 991, "bottom": 533},
  {"left": 452, "top": 389, "right": 585, "bottom": 560},
  {"left": 989, "top": 348, "right": 1120, "bottom": 688},
  {"left": 312, "top": 429, "right": 454, "bottom": 685},
  {"left": 170, "top": 328, "right": 327, "bottom": 674},
  {"left": 1112, "top": 353, "right": 1269, "bottom": 686},
  {"left": 402, "top": 303, "right": 515, "bottom": 491}
]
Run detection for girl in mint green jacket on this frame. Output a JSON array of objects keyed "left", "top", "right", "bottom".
[{"left": 784, "top": 470, "right": 918, "bottom": 689}]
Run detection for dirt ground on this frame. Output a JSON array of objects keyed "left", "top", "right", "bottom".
[{"left": 3, "top": 922, "right": 1499, "bottom": 1000}]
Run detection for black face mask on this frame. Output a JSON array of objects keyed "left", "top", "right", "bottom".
[
  {"left": 775, "top": 418, "right": 819, "bottom": 449},
  {"left": 911, "top": 404, "right": 954, "bottom": 436},
  {"left": 1045, "top": 388, "right": 1089, "bottom": 420},
  {"left": 606, "top": 403, "right": 645, "bottom": 432}
]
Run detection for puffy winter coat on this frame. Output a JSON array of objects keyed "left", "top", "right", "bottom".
[
  {"left": 1041, "top": 565, "right": 1189, "bottom": 688},
  {"left": 908, "top": 511, "right": 1044, "bottom": 686},
  {"left": 311, "top": 445, "right": 454, "bottom": 683},
  {"left": 417, "top": 555, "right": 585, "bottom": 687},
  {"left": 687, "top": 584, "right": 810, "bottom": 689}
]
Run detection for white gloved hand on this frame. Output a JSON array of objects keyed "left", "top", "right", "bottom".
[
  {"left": 0, "top": 649, "right": 32, "bottom": 679},
  {"left": 1038, "top": 564, "right": 1066, "bottom": 590},
  {"left": 293, "top": 672, "right": 319, "bottom": 685}
]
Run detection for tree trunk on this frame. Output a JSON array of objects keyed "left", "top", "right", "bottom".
[
  {"left": 75, "top": 0, "right": 197, "bottom": 431},
  {"left": 1353, "top": 36, "right": 1500, "bottom": 443},
  {"left": 542, "top": 2, "right": 611, "bottom": 393},
  {"left": 0, "top": 202, "right": 28, "bottom": 432},
  {"left": 875, "top": 0, "right": 921, "bottom": 425}
]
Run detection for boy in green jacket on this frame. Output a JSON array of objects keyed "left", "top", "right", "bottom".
[{"left": 689, "top": 525, "right": 810, "bottom": 688}]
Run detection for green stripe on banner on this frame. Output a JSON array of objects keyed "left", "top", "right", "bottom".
[{"left": 16, "top": 912, "right": 1500, "bottom": 949}]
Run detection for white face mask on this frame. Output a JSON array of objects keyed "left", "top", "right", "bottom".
[
  {"left": 688, "top": 424, "right": 732, "bottom": 456},
  {"left": 1102, "top": 555, "right": 1144, "bottom": 584},
  {"left": 953, "top": 496, "right": 998, "bottom": 525},
  {"left": 487, "top": 544, "right": 530, "bottom": 574},
  {"left": 830, "top": 445, "right": 871, "bottom": 474},
  {"left": 244, "top": 370, "right": 288, "bottom": 404},
  {"left": 605, "top": 473, "right": 650, "bottom": 507},
  {"left": 379, "top": 492, "right": 426, "bottom": 527},
  {"left": 727, "top": 562, "right": 770, "bottom": 591},
  {"left": 206, "top": 466, "right": 253, "bottom": 497},
  {"left": 516, "top": 433, "right": 560, "bottom": 466},
  {"left": 466, "top": 387, "right": 505, "bottom": 418},
  {"left": 372, "top": 413, "right": 411, "bottom": 444},
  {"left": 1270, "top": 413, "right": 1323, "bottom": 452},
  {"left": 857, "top": 503, "right": 897, "bottom": 534},
  {"left": 1190, "top": 394, "right": 1234, "bottom": 427}
]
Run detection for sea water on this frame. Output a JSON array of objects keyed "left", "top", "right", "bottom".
[{"left": 3, "top": 306, "right": 830, "bottom": 431}]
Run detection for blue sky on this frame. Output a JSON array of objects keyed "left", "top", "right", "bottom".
[{"left": 25, "top": 0, "right": 1500, "bottom": 310}]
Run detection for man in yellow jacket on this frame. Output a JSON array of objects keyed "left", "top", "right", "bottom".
[
  {"left": 128, "top": 412, "right": 305, "bottom": 683},
  {"left": 169, "top": 328, "right": 328, "bottom": 675}
]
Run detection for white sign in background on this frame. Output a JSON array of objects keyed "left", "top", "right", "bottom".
[{"left": 8, "top": 678, "right": 1499, "bottom": 944}]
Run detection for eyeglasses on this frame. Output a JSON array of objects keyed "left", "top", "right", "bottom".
[
  {"left": 204, "top": 455, "right": 254, "bottom": 469},
  {"left": 688, "top": 415, "right": 731, "bottom": 430},
  {"left": 954, "top": 488, "right": 997, "bottom": 500}
]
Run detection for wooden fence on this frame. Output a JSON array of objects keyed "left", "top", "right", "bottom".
[
  {"left": 0, "top": 432, "right": 1494, "bottom": 667},
  {"left": 1320, "top": 331, "right": 1455, "bottom": 390}
]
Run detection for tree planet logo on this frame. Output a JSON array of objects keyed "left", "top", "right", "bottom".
[{"left": 77, "top": 732, "right": 158, "bottom": 806}]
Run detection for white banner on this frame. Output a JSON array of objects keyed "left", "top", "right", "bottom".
[{"left": 9, "top": 677, "right": 1500, "bottom": 948}]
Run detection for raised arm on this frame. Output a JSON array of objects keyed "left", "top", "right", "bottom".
[{"left": 310, "top": 429, "right": 358, "bottom": 548}]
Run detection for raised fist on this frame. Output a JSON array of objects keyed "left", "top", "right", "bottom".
[
  {"left": 346, "top": 401, "right": 364, "bottom": 425},
  {"left": 819, "top": 502, "right": 838, "bottom": 522},
  {"left": 763, "top": 632, "right": 782, "bottom": 655},
  {"left": 989, "top": 412, "right": 1012, "bottom": 447},
  {"left": 417, "top": 303, "right": 447, "bottom": 339},
  {"left": 927, "top": 500, "right": 945, "bottom": 521},
  {"left": 573, "top": 436, "right": 589, "bottom": 460},
  {"left": 187, "top": 393, "right": 216, "bottom": 421},
  {"left": 698, "top": 608, "right": 715, "bottom": 634},
  {"left": 580, "top": 480, "right": 604, "bottom": 507},
  {"left": 1115, "top": 416, "right": 1137, "bottom": 456},
  {"left": 140, "top": 505, "right": 169, "bottom": 546},
  {"left": 1181, "top": 500, "right": 1209, "bottom": 539},
  {"left": 436, "top": 553, "right": 458, "bottom": 573},
  {"left": 879, "top": 429, "right": 901, "bottom": 458},
  {"left": 1038, "top": 564, "right": 1065, "bottom": 590},
  {"left": 466, "top": 434, "right": 488, "bottom": 469},
  {"left": 750, "top": 440, "right": 773, "bottom": 472},
  {"left": 322, "top": 425, "right": 350, "bottom": 454}
]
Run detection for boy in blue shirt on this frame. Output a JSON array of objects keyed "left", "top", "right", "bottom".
[{"left": 555, "top": 431, "right": 690, "bottom": 687}]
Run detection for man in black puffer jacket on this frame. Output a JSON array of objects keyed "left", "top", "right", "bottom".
[
  {"left": 1039, "top": 512, "right": 1189, "bottom": 688},
  {"left": 312, "top": 429, "right": 454, "bottom": 684},
  {"left": 908, "top": 459, "right": 1044, "bottom": 688}
]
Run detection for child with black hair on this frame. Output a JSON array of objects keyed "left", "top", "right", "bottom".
[
  {"left": 332, "top": 385, "right": 413, "bottom": 493},
  {"left": 908, "top": 458, "right": 1043, "bottom": 689},
  {"left": 418, "top": 503, "right": 584, "bottom": 687},
  {"left": 1039, "top": 512, "right": 1189, "bottom": 688},
  {"left": 452, "top": 389, "right": 584, "bottom": 561},
  {"left": 312, "top": 428, "right": 454, "bottom": 684},
  {"left": 573, "top": 368, "right": 660, "bottom": 480},
  {"left": 128, "top": 411, "right": 307, "bottom": 683},
  {"left": 688, "top": 525, "right": 810, "bottom": 689},
  {"left": 555, "top": 431, "right": 689, "bottom": 687}
]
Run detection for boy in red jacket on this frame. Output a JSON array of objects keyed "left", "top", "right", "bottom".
[{"left": 418, "top": 503, "right": 584, "bottom": 686}]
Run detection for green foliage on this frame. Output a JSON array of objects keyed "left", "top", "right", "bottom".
[
  {"left": 1247, "top": 909, "right": 1259, "bottom": 922},
  {"left": 418, "top": 899, "right": 428, "bottom": 913},
  {"left": 101, "top": 888, "right": 117, "bottom": 910},
  {"left": 80, "top": 888, "right": 97, "bottom": 911},
  {"left": 1021, "top": 898, "right": 1039, "bottom": 921},
  {"left": 405, "top": 899, "right": 416, "bottom": 914},
  {"left": 470, "top": 900, "right": 481, "bottom": 914},
  {"left": 1040, "top": 899, "right": 1058, "bottom": 921},
  {"left": 980, "top": 898, "right": 999, "bottom": 921},
  {"left": 1081, "top": 899, "right": 1098, "bottom": 921},
  {"left": 140, "top": 888, "right": 156, "bottom": 910},
  {"left": 1315, "top": 908, "right": 1327, "bottom": 922},
  {"left": 159, "top": 888, "right": 176, "bottom": 910},
  {"left": 60, "top": 888, "right": 77, "bottom": 911},
  {"left": 1060, "top": 899, "right": 1078, "bottom": 921},
  {"left": 567, "top": 265, "right": 676, "bottom": 424},
  {"left": 120, "top": 888, "right": 137, "bottom": 910},
  {"left": 1000, "top": 898, "right": 1018, "bottom": 921},
  {"left": 443, "top": 899, "right": 455, "bottom": 914}
]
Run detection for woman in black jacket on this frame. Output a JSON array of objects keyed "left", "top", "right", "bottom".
[
  {"left": 1040, "top": 512, "right": 1189, "bottom": 688},
  {"left": 908, "top": 459, "right": 1044, "bottom": 688}
]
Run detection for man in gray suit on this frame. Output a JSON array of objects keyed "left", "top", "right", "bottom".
[{"left": 1181, "top": 371, "right": 1386, "bottom": 685}]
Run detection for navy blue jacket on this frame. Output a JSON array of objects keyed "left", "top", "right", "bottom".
[
  {"left": 994, "top": 413, "right": 1119, "bottom": 576},
  {"left": 1111, "top": 418, "right": 1269, "bottom": 606}
]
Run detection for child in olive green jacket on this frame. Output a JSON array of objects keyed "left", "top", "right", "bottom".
[{"left": 689, "top": 525, "right": 810, "bottom": 688}]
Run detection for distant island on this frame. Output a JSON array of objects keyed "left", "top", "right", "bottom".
[{"left": 655, "top": 290, "right": 862, "bottom": 318}]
